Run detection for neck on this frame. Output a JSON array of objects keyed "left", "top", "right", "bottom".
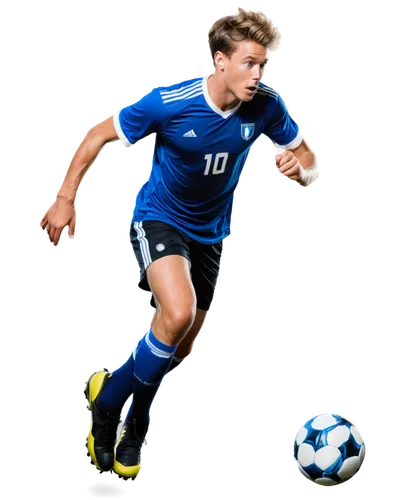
[{"left": 207, "top": 73, "right": 240, "bottom": 112}]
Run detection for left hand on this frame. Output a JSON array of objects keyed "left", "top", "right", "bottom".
[{"left": 275, "top": 151, "right": 302, "bottom": 181}]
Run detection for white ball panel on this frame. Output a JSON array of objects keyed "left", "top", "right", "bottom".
[
  {"left": 327, "top": 425, "right": 350, "bottom": 447},
  {"left": 312, "top": 414, "right": 338, "bottom": 430},
  {"left": 298, "top": 443, "right": 315, "bottom": 468},
  {"left": 351, "top": 426, "right": 363, "bottom": 445},
  {"left": 359, "top": 444, "right": 366, "bottom": 464},
  {"left": 338, "top": 456, "right": 361, "bottom": 480},
  {"left": 315, "top": 446, "right": 341, "bottom": 471},
  {"left": 296, "top": 426, "right": 308, "bottom": 446}
]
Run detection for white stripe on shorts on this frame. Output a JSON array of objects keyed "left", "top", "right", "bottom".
[{"left": 134, "top": 221, "right": 152, "bottom": 268}]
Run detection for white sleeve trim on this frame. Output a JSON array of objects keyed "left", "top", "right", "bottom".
[
  {"left": 113, "top": 111, "right": 132, "bottom": 147},
  {"left": 274, "top": 130, "right": 303, "bottom": 150}
]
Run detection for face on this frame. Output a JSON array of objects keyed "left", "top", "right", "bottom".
[{"left": 216, "top": 40, "right": 268, "bottom": 102}]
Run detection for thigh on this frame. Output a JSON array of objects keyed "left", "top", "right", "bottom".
[
  {"left": 131, "top": 220, "right": 196, "bottom": 313},
  {"left": 189, "top": 240, "right": 223, "bottom": 311},
  {"left": 146, "top": 254, "right": 196, "bottom": 314}
]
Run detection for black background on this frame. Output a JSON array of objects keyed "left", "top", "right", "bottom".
[{"left": 25, "top": 2, "right": 372, "bottom": 498}]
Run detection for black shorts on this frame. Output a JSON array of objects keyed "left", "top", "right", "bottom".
[{"left": 130, "top": 220, "right": 223, "bottom": 311}]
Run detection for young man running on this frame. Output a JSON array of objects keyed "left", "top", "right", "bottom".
[{"left": 40, "top": 8, "right": 318, "bottom": 480}]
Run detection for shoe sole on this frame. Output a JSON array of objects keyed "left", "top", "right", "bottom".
[
  {"left": 84, "top": 369, "right": 113, "bottom": 473},
  {"left": 113, "top": 460, "right": 141, "bottom": 480}
]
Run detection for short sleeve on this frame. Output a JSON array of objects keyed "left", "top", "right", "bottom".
[
  {"left": 113, "top": 88, "right": 164, "bottom": 147},
  {"left": 263, "top": 93, "right": 303, "bottom": 150}
]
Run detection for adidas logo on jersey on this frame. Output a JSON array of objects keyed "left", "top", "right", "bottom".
[{"left": 183, "top": 129, "right": 197, "bottom": 137}]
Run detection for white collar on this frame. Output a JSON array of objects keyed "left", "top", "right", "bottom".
[{"left": 202, "top": 74, "right": 242, "bottom": 119}]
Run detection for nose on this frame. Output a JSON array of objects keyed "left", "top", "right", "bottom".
[{"left": 252, "top": 65, "right": 261, "bottom": 81}]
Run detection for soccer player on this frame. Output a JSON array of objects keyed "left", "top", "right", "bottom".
[{"left": 40, "top": 8, "right": 318, "bottom": 480}]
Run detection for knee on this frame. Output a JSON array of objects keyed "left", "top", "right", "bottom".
[{"left": 161, "top": 305, "right": 196, "bottom": 339}]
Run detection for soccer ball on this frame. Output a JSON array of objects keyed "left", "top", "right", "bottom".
[{"left": 294, "top": 414, "right": 366, "bottom": 486}]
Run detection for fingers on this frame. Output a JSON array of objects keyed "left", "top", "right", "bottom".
[
  {"left": 45, "top": 224, "right": 67, "bottom": 246},
  {"left": 68, "top": 214, "right": 77, "bottom": 241},
  {"left": 40, "top": 213, "right": 48, "bottom": 230},
  {"left": 49, "top": 225, "right": 56, "bottom": 243},
  {"left": 285, "top": 166, "right": 301, "bottom": 179},
  {"left": 42, "top": 221, "right": 75, "bottom": 246},
  {"left": 278, "top": 157, "right": 297, "bottom": 173},
  {"left": 40, "top": 220, "right": 57, "bottom": 245},
  {"left": 41, "top": 206, "right": 51, "bottom": 236},
  {"left": 276, "top": 151, "right": 292, "bottom": 168},
  {"left": 67, "top": 226, "right": 78, "bottom": 241},
  {"left": 53, "top": 227, "right": 63, "bottom": 246},
  {"left": 43, "top": 219, "right": 52, "bottom": 241},
  {"left": 275, "top": 150, "right": 302, "bottom": 181},
  {"left": 38, "top": 204, "right": 78, "bottom": 248}
]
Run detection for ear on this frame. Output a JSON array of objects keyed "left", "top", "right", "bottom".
[{"left": 214, "top": 51, "right": 225, "bottom": 71}]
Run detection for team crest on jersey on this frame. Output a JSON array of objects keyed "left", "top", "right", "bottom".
[{"left": 241, "top": 123, "right": 255, "bottom": 141}]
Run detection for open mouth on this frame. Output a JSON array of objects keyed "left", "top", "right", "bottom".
[{"left": 246, "top": 86, "right": 257, "bottom": 93}]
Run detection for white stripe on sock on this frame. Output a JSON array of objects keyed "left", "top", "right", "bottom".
[{"left": 145, "top": 331, "right": 174, "bottom": 359}]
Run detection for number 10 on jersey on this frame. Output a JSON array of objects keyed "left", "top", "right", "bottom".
[{"left": 204, "top": 153, "right": 229, "bottom": 176}]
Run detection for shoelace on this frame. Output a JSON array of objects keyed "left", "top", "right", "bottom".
[
  {"left": 122, "top": 419, "right": 148, "bottom": 447},
  {"left": 102, "top": 413, "right": 121, "bottom": 443}
]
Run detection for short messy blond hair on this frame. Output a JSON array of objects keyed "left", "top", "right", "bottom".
[{"left": 208, "top": 8, "right": 281, "bottom": 64}]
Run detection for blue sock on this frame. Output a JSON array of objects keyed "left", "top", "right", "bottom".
[
  {"left": 98, "top": 353, "right": 135, "bottom": 415},
  {"left": 127, "top": 329, "right": 177, "bottom": 423}
]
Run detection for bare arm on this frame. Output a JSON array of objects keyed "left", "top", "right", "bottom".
[
  {"left": 57, "top": 115, "right": 119, "bottom": 203},
  {"left": 39, "top": 115, "right": 119, "bottom": 247}
]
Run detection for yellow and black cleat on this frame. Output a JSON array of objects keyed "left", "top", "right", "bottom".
[
  {"left": 84, "top": 369, "right": 120, "bottom": 473},
  {"left": 114, "top": 418, "right": 148, "bottom": 480}
]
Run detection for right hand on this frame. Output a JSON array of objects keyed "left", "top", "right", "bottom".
[{"left": 40, "top": 196, "right": 76, "bottom": 246}]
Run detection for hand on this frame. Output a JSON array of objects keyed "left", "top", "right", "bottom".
[
  {"left": 40, "top": 196, "right": 76, "bottom": 246},
  {"left": 275, "top": 151, "right": 302, "bottom": 181}
]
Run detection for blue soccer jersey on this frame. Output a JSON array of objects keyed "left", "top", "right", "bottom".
[{"left": 113, "top": 75, "right": 302, "bottom": 244}]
